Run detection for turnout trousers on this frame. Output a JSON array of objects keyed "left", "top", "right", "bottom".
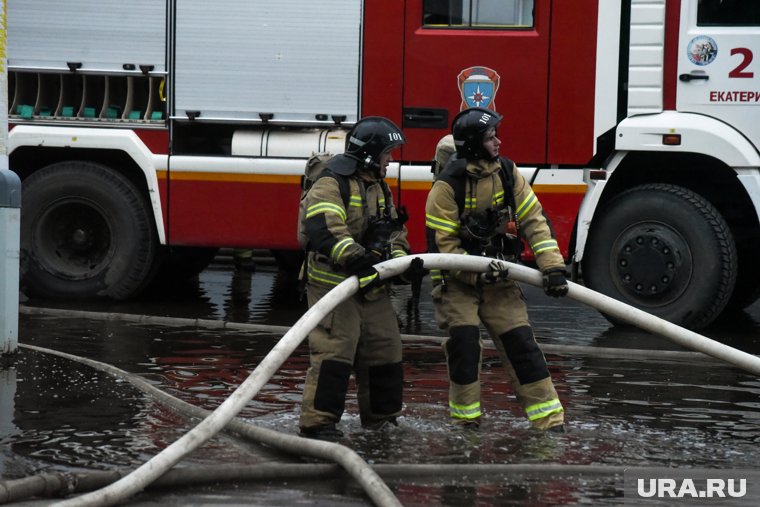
[
  {"left": 299, "top": 283, "right": 404, "bottom": 430},
  {"left": 432, "top": 277, "right": 564, "bottom": 430}
]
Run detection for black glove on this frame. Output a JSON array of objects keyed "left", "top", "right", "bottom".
[
  {"left": 397, "top": 257, "right": 427, "bottom": 284},
  {"left": 345, "top": 251, "right": 383, "bottom": 274},
  {"left": 345, "top": 251, "right": 383, "bottom": 295},
  {"left": 357, "top": 267, "right": 382, "bottom": 295},
  {"left": 542, "top": 268, "right": 569, "bottom": 297}
]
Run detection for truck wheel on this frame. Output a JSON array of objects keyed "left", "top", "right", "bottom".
[
  {"left": 21, "top": 161, "right": 157, "bottom": 300},
  {"left": 582, "top": 183, "right": 737, "bottom": 330},
  {"left": 723, "top": 237, "right": 760, "bottom": 311}
]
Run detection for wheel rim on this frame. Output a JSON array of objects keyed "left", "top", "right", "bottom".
[
  {"left": 32, "top": 200, "right": 114, "bottom": 280},
  {"left": 610, "top": 221, "right": 692, "bottom": 307}
]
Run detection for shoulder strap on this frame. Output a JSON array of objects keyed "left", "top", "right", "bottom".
[
  {"left": 316, "top": 169, "right": 351, "bottom": 209},
  {"left": 380, "top": 179, "right": 393, "bottom": 211},
  {"left": 498, "top": 157, "right": 517, "bottom": 211},
  {"left": 498, "top": 157, "right": 514, "bottom": 186},
  {"left": 436, "top": 158, "right": 468, "bottom": 214}
]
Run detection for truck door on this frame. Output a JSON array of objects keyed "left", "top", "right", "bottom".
[
  {"left": 677, "top": 0, "right": 760, "bottom": 150},
  {"left": 401, "top": 0, "right": 551, "bottom": 162}
]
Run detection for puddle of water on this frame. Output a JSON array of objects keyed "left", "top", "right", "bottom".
[
  {"left": 7, "top": 317, "right": 760, "bottom": 503},
  {"left": 9, "top": 260, "right": 760, "bottom": 504}
]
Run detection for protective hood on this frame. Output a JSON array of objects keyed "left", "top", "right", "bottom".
[{"left": 328, "top": 153, "right": 360, "bottom": 176}]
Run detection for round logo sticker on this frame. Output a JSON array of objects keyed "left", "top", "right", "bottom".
[{"left": 687, "top": 36, "right": 718, "bottom": 66}]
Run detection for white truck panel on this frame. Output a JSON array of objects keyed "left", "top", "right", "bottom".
[
  {"left": 627, "top": 0, "right": 666, "bottom": 115},
  {"left": 616, "top": 111, "right": 760, "bottom": 167},
  {"left": 594, "top": 1, "right": 622, "bottom": 153},
  {"left": 676, "top": 1, "right": 760, "bottom": 154},
  {"left": 7, "top": 0, "right": 166, "bottom": 74},
  {"left": 173, "top": 0, "right": 362, "bottom": 124}
]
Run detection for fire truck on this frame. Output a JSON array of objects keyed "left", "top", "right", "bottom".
[{"left": 7, "top": 0, "right": 760, "bottom": 331}]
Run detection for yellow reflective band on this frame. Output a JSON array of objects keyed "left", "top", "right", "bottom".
[
  {"left": 349, "top": 194, "right": 363, "bottom": 208},
  {"left": 306, "top": 202, "right": 347, "bottom": 222},
  {"left": 449, "top": 400, "right": 481, "bottom": 420},
  {"left": 464, "top": 196, "right": 477, "bottom": 210},
  {"left": 492, "top": 190, "right": 504, "bottom": 207},
  {"left": 331, "top": 237, "right": 355, "bottom": 262},
  {"left": 307, "top": 264, "right": 347, "bottom": 286},
  {"left": 391, "top": 249, "right": 406, "bottom": 258},
  {"left": 516, "top": 191, "right": 537, "bottom": 220},
  {"left": 359, "top": 272, "right": 379, "bottom": 288},
  {"left": 426, "top": 213, "right": 460, "bottom": 234},
  {"left": 378, "top": 197, "right": 386, "bottom": 208},
  {"left": 430, "top": 268, "right": 443, "bottom": 281},
  {"left": 531, "top": 239, "right": 559, "bottom": 255},
  {"left": 525, "top": 399, "right": 564, "bottom": 421}
]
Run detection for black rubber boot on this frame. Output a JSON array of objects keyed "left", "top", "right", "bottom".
[
  {"left": 362, "top": 417, "right": 398, "bottom": 431},
  {"left": 299, "top": 423, "right": 344, "bottom": 441}
]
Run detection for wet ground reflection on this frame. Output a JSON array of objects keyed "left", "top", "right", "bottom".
[{"left": 5, "top": 259, "right": 760, "bottom": 505}]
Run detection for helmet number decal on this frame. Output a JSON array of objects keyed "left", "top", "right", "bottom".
[{"left": 387, "top": 132, "right": 404, "bottom": 142}]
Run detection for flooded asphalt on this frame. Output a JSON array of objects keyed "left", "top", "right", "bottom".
[{"left": 3, "top": 253, "right": 760, "bottom": 506}]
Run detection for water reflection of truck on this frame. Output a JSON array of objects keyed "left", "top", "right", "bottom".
[{"left": 7, "top": 1, "right": 760, "bottom": 331}]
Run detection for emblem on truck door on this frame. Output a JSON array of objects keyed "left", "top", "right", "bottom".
[
  {"left": 458, "top": 66, "right": 501, "bottom": 110},
  {"left": 687, "top": 36, "right": 718, "bottom": 66}
]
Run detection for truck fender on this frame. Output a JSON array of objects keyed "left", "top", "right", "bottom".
[
  {"left": 616, "top": 111, "right": 760, "bottom": 167},
  {"left": 9, "top": 125, "right": 167, "bottom": 244},
  {"left": 576, "top": 112, "right": 760, "bottom": 262},
  {"left": 572, "top": 154, "right": 620, "bottom": 263}
]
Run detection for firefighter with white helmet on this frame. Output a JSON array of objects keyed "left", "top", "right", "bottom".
[
  {"left": 298, "top": 116, "right": 425, "bottom": 440},
  {"left": 425, "top": 106, "right": 568, "bottom": 431}
]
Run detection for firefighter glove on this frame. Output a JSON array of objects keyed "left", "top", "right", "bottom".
[
  {"left": 345, "top": 251, "right": 383, "bottom": 274},
  {"left": 357, "top": 267, "right": 382, "bottom": 295},
  {"left": 479, "top": 259, "right": 509, "bottom": 284},
  {"left": 398, "top": 257, "right": 427, "bottom": 284},
  {"left": 542, "top": 268, "right": 569, "bottom": 297}
]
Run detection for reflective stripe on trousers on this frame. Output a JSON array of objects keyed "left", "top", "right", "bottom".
[
  {"left": 449, "top": 400, "right": 481, "bottom": 420},
  {"left": 525, "top": 398, "right": 564, "bottom": 421}
]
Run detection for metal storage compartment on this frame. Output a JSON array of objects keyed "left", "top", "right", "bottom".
[
  {"left": 173, "top": 0, "right": 362, "bottom": 125},
  {"left": 7, "top": 0, "right": 167, "bottom": 74}
]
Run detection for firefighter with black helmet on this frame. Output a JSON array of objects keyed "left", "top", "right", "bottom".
[
  {"left": 425, "top": 106, "right": 569, "bottom": 431},
  {"left": 298, "top": 116, "right": 425, "bottom": 440}
]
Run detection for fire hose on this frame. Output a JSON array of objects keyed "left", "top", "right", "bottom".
[{"left": 51, "top": 254, "right": 760, "bottom": 506}]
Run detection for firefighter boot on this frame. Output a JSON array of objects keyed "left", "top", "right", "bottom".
[
  {"left": 498, "top": 326, "right": 564, "bottom": 431},
  {"left": 299, "top": 423, "right": 344, "bottom": 442},
  {"left": 443, "top": 325, "right": 483, "bottom": 426}
]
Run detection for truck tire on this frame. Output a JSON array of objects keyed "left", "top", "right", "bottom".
[
  {"left": 20, "top": 161, "right": 158, "bottom": 300},
  {"left": 582, "top": 183, "right": 737, "bottom": 330}
]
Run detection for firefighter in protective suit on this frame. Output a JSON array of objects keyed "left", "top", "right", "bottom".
[
  {"left": 425, "top": 107, "right": 569, "bottom": 431},
  {"left": 298, "top": 116, "right": 424, "bottom": 440}
]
